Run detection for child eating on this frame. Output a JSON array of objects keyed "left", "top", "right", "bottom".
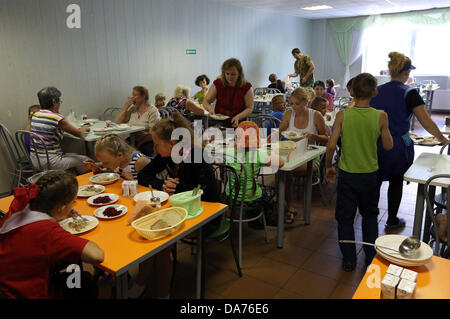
[{"left": 0, "top": 170, "right": 104, "bottom": 298}]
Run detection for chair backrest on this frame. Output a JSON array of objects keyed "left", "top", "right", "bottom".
[
  {"left": 0, "top": 123, "right": 22, "bottom": 172},
  {"left": 211, "top": 163, "right": 241, "bottom": 219},
  {"left": 102, "top": 107, "right": 121, "bottom": 121},
  {"left": 15, "top": 130, "right": 51, "bottom": 172},
  {"left": 158, "top": 108, "right": 170, "bottom": 119},
  {"left": 164, "top": 106, "right": 180, "bottom": 117},
  {"left": 424, "top": 174, "right": 450, "bottom": 256},
  {"left": 253, "top": 115, "right": 281, "bottom": 131},
  {"left": 440, "top": 140, "right": 450, "bottom": 155}
]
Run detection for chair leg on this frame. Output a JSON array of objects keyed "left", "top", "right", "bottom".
[
  {"left": 229, "top": 222, "right": 242, "bottom": 277},
  {"left": 170, "top": 243, "right": 177, "bottom": 295},
  {"left": 261, "top": 213, "right": 270, "bottom": 244}
]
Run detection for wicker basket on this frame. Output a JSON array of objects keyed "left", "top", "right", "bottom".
[{"left": 131, "top": 207, "right": 187, "bottom": 240}]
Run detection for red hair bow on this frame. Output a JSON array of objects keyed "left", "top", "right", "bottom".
[{"left": 0, "top": 184, "right": 40, "bottom": 228}]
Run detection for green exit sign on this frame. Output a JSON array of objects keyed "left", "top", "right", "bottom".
[{"left": 186, "top": 49, "right": 197, "bottom": 55}]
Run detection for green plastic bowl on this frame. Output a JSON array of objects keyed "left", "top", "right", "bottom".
[{"left": 169, "top": 190, "right": 204, "bottom": 219}]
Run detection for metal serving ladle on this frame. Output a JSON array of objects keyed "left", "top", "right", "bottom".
[{"left": 340, "top": 236, "right": 421, "bottom": 257}]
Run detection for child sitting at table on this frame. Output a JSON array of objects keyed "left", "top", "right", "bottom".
[
  {"left": 83, "top": 134, "right": 150, "bottom": 180},
  {"left": 154, "top": 93, "right": 166, "bottom": 109},
  {"left": 225, "top": 121, "right": 284, "bottom": 228},
  {"left": 276, "top": 87, "right": 328, "bottom": 224},
  {"left": 24, "top": 104, "right": 41, "bottom": 152},
  {"left": 325, "top": 73, "right": 393, "bottom": 272},
  {"left": 0, "top": 170, "right": 104, "bottom": 298},
  {"left": 265, "top": 94, "right": 286, "bottom": 136},
  {"left": 310, "top": 96, "right": 328, "bottom": 116},
  {"left": 326, "top": 79, "right": 336, "bottom": 101}
]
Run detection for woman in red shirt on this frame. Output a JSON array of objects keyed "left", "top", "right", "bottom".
[{"left": 203, "top": 58, "right": 254, "bottom": 128}]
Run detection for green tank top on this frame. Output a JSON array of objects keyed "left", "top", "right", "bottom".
[{"left": 339, "top": 107, "right": 381, "bottom": 173}]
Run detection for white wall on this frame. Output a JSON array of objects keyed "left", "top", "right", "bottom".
[{"left": 0, "top": 0, "right": 312, "bottom": 193}]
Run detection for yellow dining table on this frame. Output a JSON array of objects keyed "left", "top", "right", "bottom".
[
  {"left": 0, "top": 172, "right": 228, "bottom": 299},
  {"left": 353, "top": 254, "right": 450, "bottom": 299}
]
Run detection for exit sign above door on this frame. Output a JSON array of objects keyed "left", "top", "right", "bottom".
[{"left": 186, "top": 49, "right": 197, "bottom": 55}]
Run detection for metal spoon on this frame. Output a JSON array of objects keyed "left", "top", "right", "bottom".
[
  {"left": 70, "top": 209, "right": 88, "bottom": 222},
  {"left": 149, "top": 184, "right": 160, "bottom": 203},
  {"left": 339, "top": 237, "right": 421, "bottom": 257}
]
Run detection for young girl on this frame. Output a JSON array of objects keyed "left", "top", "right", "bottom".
[
  {"left": 83, "top": 134, "right": 150, "bottom": 180},
  {"left": 313, "top": 81, "right": 334, "bottom": 112},
  {"left": 0, "top": 170, "right": 104, "bottom": 299},
  {"left": 326, "top": 79, "right": 336, "bottom": 101},
  {"left": 154, "top": 93, "right": 166, "bottom": 109},
  {"left": 277, "top": 87, "right": 328, "bottom": 223},
  {"left": 133, "top": 112, "right": 220, "bottom": 299}
]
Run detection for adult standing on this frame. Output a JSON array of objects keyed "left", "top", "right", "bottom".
[
  {"left": 370, "top": 52, "right": 448, "bottom": 230},
  {"left": 202, "top": 58, "right": 253, "bottom": 128},
  {"left": 115, "top": 86, "right": 160, "bottom": 156},
  {"left": 288, "top": 48, "right": 315, "bottom": 88}
]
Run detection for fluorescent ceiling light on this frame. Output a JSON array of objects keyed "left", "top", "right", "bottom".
[{"left": 302, "top": 5, "right": 333, "bottom": 11}]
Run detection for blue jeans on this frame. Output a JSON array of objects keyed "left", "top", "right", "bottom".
[{"left": 335, "top": 169, "right": 379, "bottom": 264}]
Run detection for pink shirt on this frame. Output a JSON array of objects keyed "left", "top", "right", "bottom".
[{"left": 321, "top": 92, "right": 334, "bottom": 112}]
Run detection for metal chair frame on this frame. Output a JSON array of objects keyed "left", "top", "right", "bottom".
[
  {"left": 424, "top": 174, "right": 449, "bottom": 258},
  {"left": 15, "top": 130, "right": 52, "bottom": 173},
  {"left": 101, "top": 107, "right": 121, "bottom": 121}
]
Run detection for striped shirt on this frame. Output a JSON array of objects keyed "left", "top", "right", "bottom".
[
  {"left": 117, "top": 151, "right": 146, "bottom": 180},
  {"left": 30, "top": 110, "right": 64, "bottom": 155}
]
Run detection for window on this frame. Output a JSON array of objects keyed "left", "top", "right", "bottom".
[{"left": 362, "top": 20, "right": 450, "bottom": 76}]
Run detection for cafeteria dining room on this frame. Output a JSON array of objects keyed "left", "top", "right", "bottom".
[{"left": 0, "top": 0, "right": 449, "bottom": 305}]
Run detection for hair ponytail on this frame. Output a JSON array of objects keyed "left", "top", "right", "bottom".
[{"left": 388, "top": 51, "right": 411, "bottom": 77}]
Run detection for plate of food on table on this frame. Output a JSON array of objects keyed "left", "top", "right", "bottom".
[
  {"left": 77, "top": 184, "right": 105, "bottom": 197},
  {"left": 94, "top": 204, "right": 128, "bottom": 219},
  {"left": 89, "top": 173, "right": 120, "bottom": 185},
  {"left": 59, "top": 216, "right": 99, "bottom": 235},
  {"left": 87, "top": 193, "right": 120, "bottom": 206}
]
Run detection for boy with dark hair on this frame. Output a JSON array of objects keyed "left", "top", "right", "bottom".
[{"left": 325, "top": 73, "right": 394, "bottom": 272}]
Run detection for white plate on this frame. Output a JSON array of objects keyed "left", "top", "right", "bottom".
[
  {"left": 375, "top": 234, "right": 433, "bottom": 262},
  {"left": 94, "top": 204, "right": 128, "bottom": 219},
  {"left": 77, "top": 184, "right": 105, "bottom": 198},
  {"left": 60, "top": 216, "right": 99, "bottom": 235},
  {"left": 113, "top": 124, "right": 130, "bottom": 131},
  {"left": 210, "top": 114, "right": 229, "bottom": 120},
  {"left": 87, "top": 193, "right": 119, "bottom": 206},
  {"left": 89, "top": 173, "right": 120, "bottom": 185},
  {"left": 93, "top": 127, "right": 115, "bottom": 135},
  {"left": 134, "top": 190, "right": 170, "bottom": 205},
  {"left": 375, "top": 248, "right": 432, "bottom": 267},
  {"left": 281, "top": 131, "right": 304, "bottom": 141}
]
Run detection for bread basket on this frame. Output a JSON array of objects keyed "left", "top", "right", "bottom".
[{"left": 131, "top": 207, "right": 187, "bottom": 240}]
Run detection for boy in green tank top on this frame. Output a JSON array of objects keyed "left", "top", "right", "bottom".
[{"left": 325, "top": 73, "right": 393, "bottom": 272}]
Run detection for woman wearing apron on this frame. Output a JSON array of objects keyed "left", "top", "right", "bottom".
[{"left": 370, "top": 52, "right": 447, "bottom": 230}]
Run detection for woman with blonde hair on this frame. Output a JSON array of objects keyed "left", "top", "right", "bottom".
[
  {"left": 276, "top": 87, "right": 328, "bottom": 223},
  {"left": 166, "top": 85, "right": 206, "bottom": 117},
  {"left": 115, "top": 86, "right": 161, "bottom": 156},
  {"left": 202, "top": 58, "right": 254, "bottom": 128},
  {"left": 371, "top": 52, "right": 448, "bottom": 230}
]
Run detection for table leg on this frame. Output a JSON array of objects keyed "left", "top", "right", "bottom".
[
  {"left": 196, "top": 227, "right": 204, "bottom": 299},
  {"left": 277, "top": 171, "right": 286, "bottom": 248},
  {"left": 115, "top": 272, "right": 128, "bottom": 299},
  {"left": 412, "top": 184, "right": 425, "bottom": 239},
  {"left": 423, "top": 186, "right": 435, "bottom": 243},
  {"left": 303, "top": 161, "right": 313, "bottom": 225}
]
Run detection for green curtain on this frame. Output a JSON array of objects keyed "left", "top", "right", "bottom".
[{"left": 328, "top": 7, "right": 450, "bottom": 66}]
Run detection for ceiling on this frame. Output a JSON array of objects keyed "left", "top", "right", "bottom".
[{"left": 211, "top": 0, "right": 450, "bottom": 19}]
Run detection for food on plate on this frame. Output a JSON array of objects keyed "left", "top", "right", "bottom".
[
  {"left": 92, "top": 175, "right": 115, "bottom": 183},
  {"left": 409, "top": 133, "right": 422, "bottom": 140},
  {"left": 420, "top": 136, "right": 439, "bottom": 145},
  {"left": 93, "top": 195, "right": 113, "bottom": 204},
  {"left": 78, "top": 185, "right": 103, "bottom": 197},
  {"left": 67, "top": 219, "right": 89, "bottom": 232},
  {"left": 282, "top": 131, "right": 302, "bottom": 139},
  {"left": 211, "top": 114, "right": 229, "bottom": 120},
  {"left": 102, "top": 206, "right": 123, "bottom": 217}
]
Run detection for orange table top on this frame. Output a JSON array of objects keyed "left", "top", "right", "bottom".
[
  {"left": 353, "top": 254, "right": 450, "bottom": 299},
  {"left": 0, "top": 173, "right": 228, "bottom": 276}
]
